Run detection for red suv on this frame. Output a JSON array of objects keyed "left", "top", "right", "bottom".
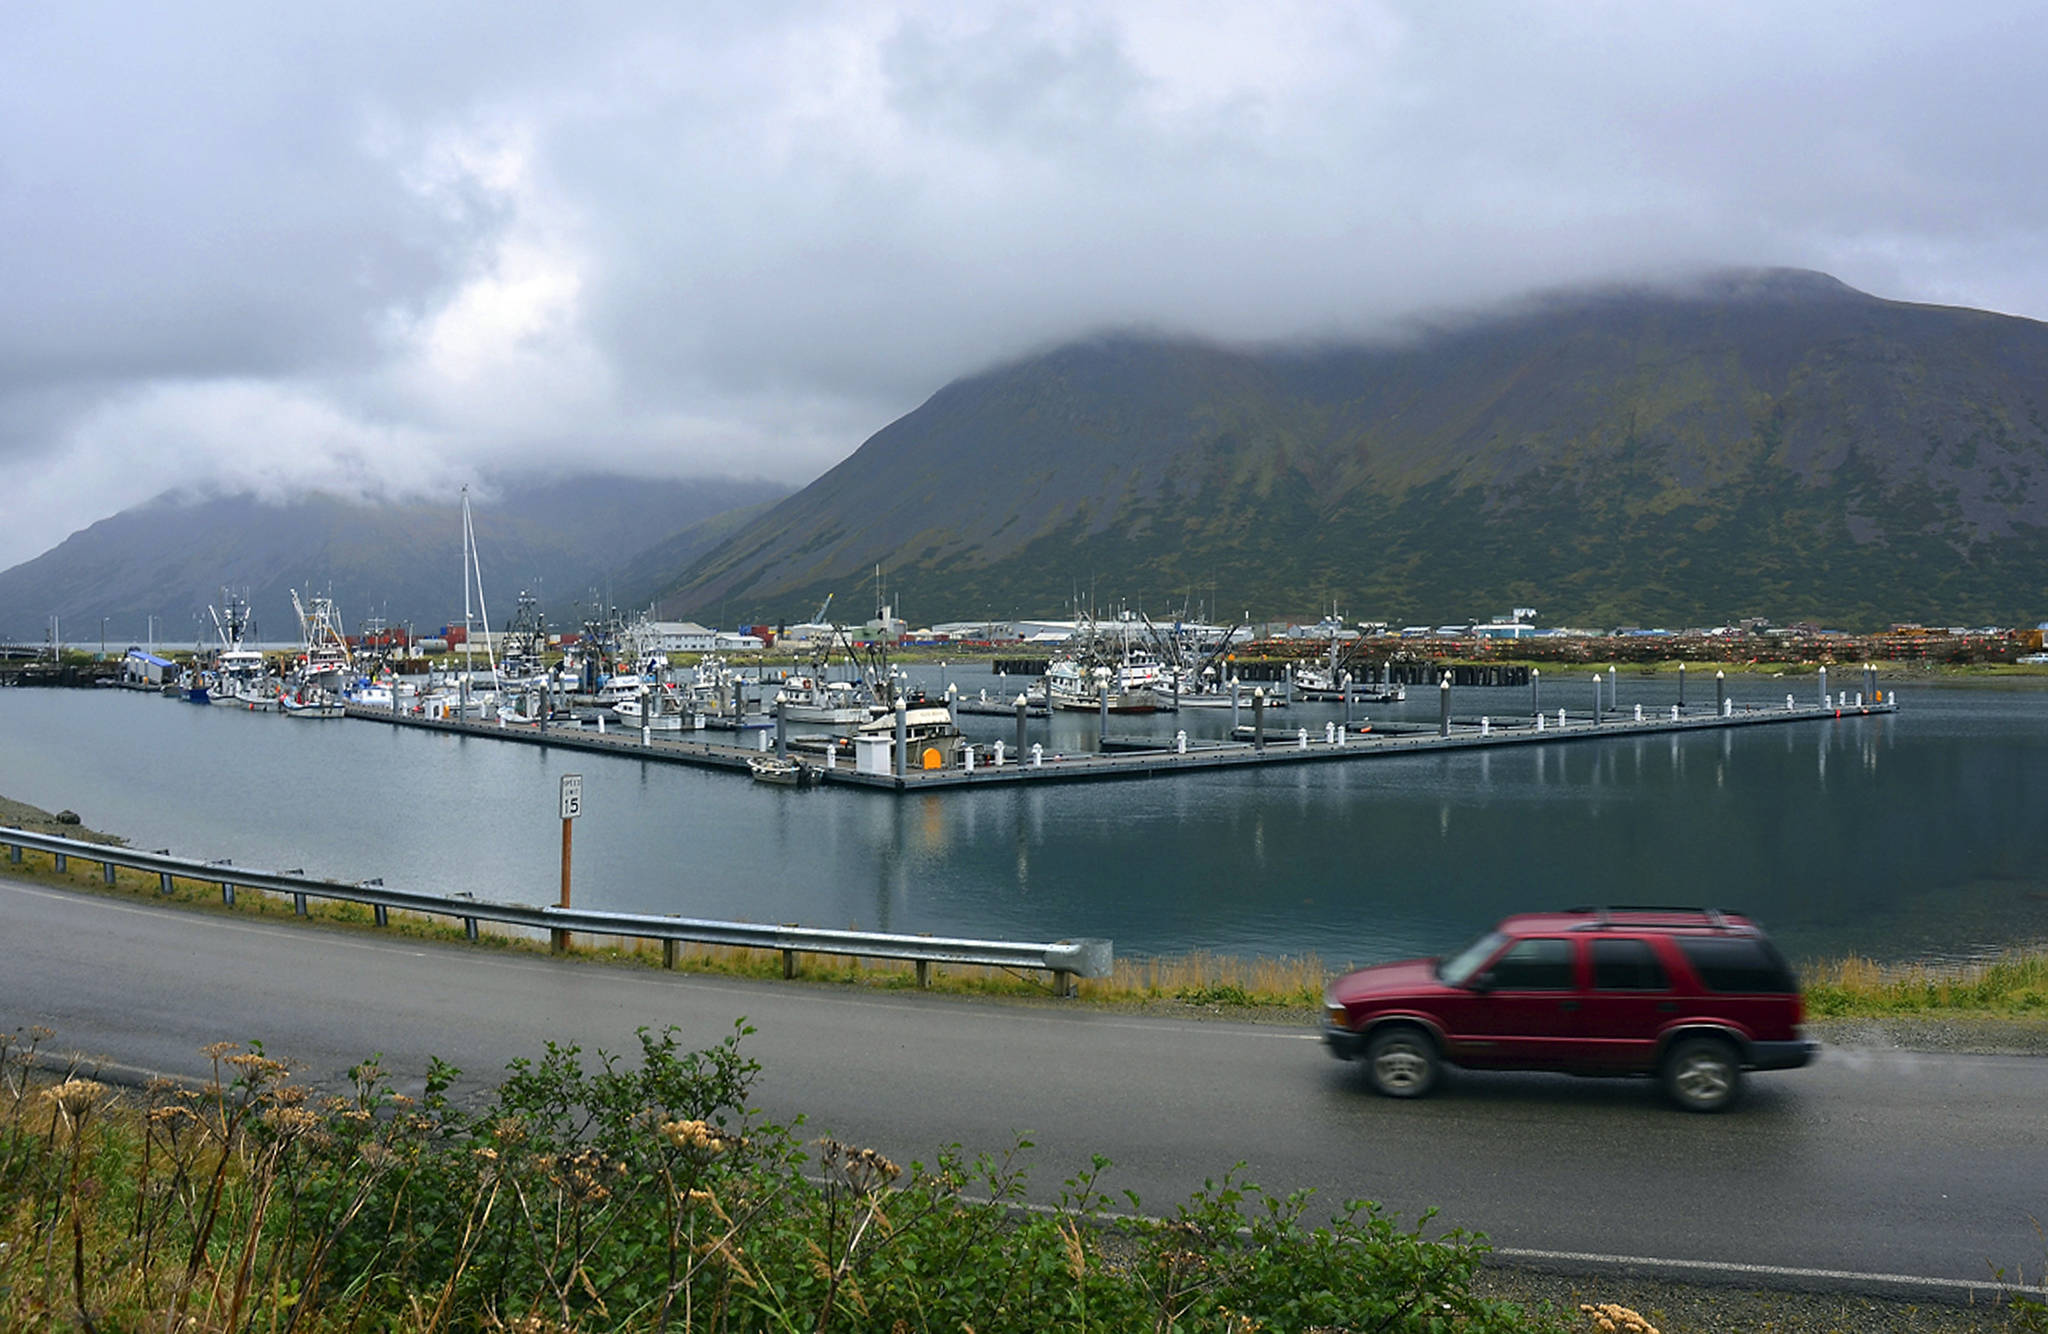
[{"left": 1323, "top": 908, "right": 1816, "bottom": 1111}]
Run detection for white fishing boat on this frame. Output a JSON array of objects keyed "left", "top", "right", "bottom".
[
  {"left": 611, "top": 685, "right": 700, "bottom": 731},
  {"left": 205, "top": 592, "right": 276, "bottom": 707},
  {"left": 288, "top": 590, "right": 352, "bottom": 695},
  {"left": 779, "top": 674, "right": 869, "bottom": 723}
]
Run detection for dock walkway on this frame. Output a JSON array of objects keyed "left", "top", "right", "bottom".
[{"left": 342, "top": 695, "right": 1895, "bottom": 793}]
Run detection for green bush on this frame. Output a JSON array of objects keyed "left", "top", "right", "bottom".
[{"left": 3, "top": 1021, "right": 1564, "bottom": 1332}]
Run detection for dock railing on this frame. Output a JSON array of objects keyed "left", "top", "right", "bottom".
[{"left": 1, "top": 828, "right": 1112, "bottom": 995}]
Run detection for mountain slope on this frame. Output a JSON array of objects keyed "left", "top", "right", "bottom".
[
  {"left": 0, "top": 475, "right": 790, "bottom": 644},
  {"left": 657, "top": 270, "right": 2048, "bottom": 628}
]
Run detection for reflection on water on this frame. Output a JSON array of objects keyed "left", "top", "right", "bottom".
[{"left": 3, "top": 676, "right": 2047, "bottom": 966}]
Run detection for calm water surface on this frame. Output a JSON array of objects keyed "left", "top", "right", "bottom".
[{"left": 4, "top": 672, "right": 2045, "bottom": 966}]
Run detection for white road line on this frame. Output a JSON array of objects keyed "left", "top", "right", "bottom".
[{"left": 1492, "top": 1246, "right": 2034, "bottom": 1296}]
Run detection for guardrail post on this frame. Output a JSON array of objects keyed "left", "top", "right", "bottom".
[
  {"left": 782, "top": 948, "right": 797, "bottom": 979},
  {"left": 159, "top": 872, "right": 174, "bottom": 895},
  {"left": 102, "top": 860, "right": 117, "bottom": 885},
  {"left": 293, "top": 892, "right": 307, "bottom": 916},
  {"left": 373, "top": 905, "right": 389, "bottom": 927},
  {"left": 1053, "top": 968, "right": 1073, "bottom": 997},
  {"left": 662, "top": 939, "right": 676, "bottom": 969},
  {"left": 465, "top": 917, "right": 479, "bottom": 942},
  {"left": 915, "top": 959, "right": 929, "bottom": 988},
  {"left": 221, "top": 881, "right": 235, "bottom": 906},
  {"left": 53, "top": 851, "right": 67, "bottom": 872},
  {"left": 6, "top": 842, "right": 19, "bottom": 865}
]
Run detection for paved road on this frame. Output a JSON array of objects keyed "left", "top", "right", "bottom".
[{"left": 6, "top": 876, "right": 2044, "bottom": 1295}]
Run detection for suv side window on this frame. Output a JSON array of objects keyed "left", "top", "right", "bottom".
[
  {"left": 1591, "top": 938, "right": 1669, "bottom": 991},
  {"left": 1488, "top": 938, "right": 1574, "bottom": 990},
  {"left": 1675, "top": 937, "right": 1799, "bottom": 993}
]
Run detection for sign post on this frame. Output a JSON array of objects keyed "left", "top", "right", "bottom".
[{"left": 554, "top": 774, "right": 582, "bottom": 953}]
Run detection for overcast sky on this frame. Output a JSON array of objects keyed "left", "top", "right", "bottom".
[{"left": 4, "top": 1, "right": 2046, "bottom": 570}]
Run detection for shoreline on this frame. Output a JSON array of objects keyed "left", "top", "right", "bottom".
[{"left": 5, "top": 792, "right": 2046, "bottom": 1056}]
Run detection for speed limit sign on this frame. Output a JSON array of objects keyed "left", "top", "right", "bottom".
[{"left": 559, "top": 773, "right": 583, "bottom": 820}]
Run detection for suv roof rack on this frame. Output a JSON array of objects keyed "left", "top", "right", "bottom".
[{"left": 1564, "top": 906, "right": 1745, "bottom": 931}]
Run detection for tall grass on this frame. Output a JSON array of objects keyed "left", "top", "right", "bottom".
[
  {"left": 1801, "top": 951, "right": 2048, "bottom": 1018},
  {"left": 1, "top": 1022, "right": 1567, "bottom": 1333}
]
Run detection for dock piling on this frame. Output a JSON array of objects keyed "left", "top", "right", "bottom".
[
  {"left": 1254, "top": 688, "right": 1267, "bottom": 750},
  {"left": 1678, "top": 662, "right": 1687, "bottom": 708},
  {"left": 1015, "top": 693, "right": 1028, "bottom": 759},
  {"left": 1439, "top": 675, "right": 1451, "bottom": 737},
  {"left": 1531, "top": 667, "right": 1541, "bottom": 715},
  {"left": 1716, "top": 670, "right": 1727, "bottom": 716},
  {"left": 1818, "top": 666, "right": 1829, "bottom": 708}
]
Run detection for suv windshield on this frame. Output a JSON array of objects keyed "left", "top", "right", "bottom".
[{"left": 1436, "top": 931, "right": 1505, "bottom": 986}]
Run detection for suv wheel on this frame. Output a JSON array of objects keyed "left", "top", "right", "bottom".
[
  {"left": 1662, "top": 1036, "right": 1742, "bottom": 1113},
  {"left": 1364, "top": 1026, "right": 1439, "bottom": 1099}
]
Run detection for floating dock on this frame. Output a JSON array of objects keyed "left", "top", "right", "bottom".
[{"left": 341, "top": 689, "right": 1896, "bottom": 793}]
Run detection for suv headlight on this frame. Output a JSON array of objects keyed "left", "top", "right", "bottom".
[{"left": 1325, "top": 1002, "right": 1353, "bottom": 1029}]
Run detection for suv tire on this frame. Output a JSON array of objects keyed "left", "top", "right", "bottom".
[
  {"left": 1364, "top": 1026, "right": 1440, "bottom": 1099},
  {"left": 1662, "top": 1036, "right": 1742, "bottom": 1113}
]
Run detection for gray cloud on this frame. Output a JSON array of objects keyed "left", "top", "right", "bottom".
[{"left": 4, "top": 1, "right": 2047, "bottom": 569}]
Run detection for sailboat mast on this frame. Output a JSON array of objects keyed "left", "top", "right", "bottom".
[{"left": 461, "top": 487, "right": 476, "bottom": 678}]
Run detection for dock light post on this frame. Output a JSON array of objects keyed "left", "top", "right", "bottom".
[
  {"left": 1341, "top": 671, "right": 1353, "bottom": 725},
  {"left": 895, "top": 697, "right": 909, "bottom": 778},
  {"left": 1098, "top": 685, "right": 1109, "bottom": 749},
  {"left": 1678, "top": 662, "right": 1687, "bottom": 709},
  {"left": 1715, "top": 670, "right": 1727, "bottom": 716},
  {"left": 1230, "top": 677, "right": 1241, "bottom": 731},
  {"left": 1014, "top": 693, "right": 1029, "bottom": 759},
  {"left": 1865, "top": 663, "right": 1879, "bottom": 703},
  {"left": 555, "top": 774, "right": 582, "bottom": 954},
  {"left": 1531, "top": 666, "right": 1540, "bottom": 715},
  {"left": 1608, "top": 665, "right": 1617, "bottom": 716},
  {"left": 774, "top": 692, "right": 788, "bottom": 759},
  {"left": 1592, "top": 673, "right": 1602, "bottom": 723},
  {"left": 1818, "top": 665, "right": 1829, "bottom": 708},
  {"left": 1439, "top": 674, "right": 1451, "bottom": 737}
]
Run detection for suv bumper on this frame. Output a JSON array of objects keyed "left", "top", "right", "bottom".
[
  {"left": 1749, "top": 1038, "right": 1819, "bottom": 1071},
  {"left": 1324, "top": 1024, "right": 1368, "bottom": 1061}
]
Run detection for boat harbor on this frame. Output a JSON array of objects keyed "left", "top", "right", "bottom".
[{"left": 337, "top": 674, "right": 1896, "bottom": 792}]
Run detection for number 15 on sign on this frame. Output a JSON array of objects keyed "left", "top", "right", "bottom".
[{"left": 559, "top": 774, "right": 583, "bottom": 820}]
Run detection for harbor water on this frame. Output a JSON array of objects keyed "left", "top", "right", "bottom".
[{"left": 3, "top": 672, "right": 2045, "bottom": 967}]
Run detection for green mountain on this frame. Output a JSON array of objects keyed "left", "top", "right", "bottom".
[
  {"left": 658, "top": 270, "right": 2048, "bottom": 631},
  {"left": 0, "top": 475, "right": 789, "bottom": 646}
]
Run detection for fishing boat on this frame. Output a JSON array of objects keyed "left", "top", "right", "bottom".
[
  {"left": 779, "top": 674, "right": 869, "bottom": 723},
  {"left": 611, "top": 684, "right": 700, "bottom": 731},
  {"left": 287, "top": 591, "right": 352, "bottom": 695},
  {"left": 207, "top": 593, "right": 276, "bottom": 707}
]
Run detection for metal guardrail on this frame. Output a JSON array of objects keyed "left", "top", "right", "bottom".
[{"left": 1, "top": 828, "right": 1112, "bottom": 993}]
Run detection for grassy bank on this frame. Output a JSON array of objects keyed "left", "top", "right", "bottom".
[
  {"left": 1, "top": 1023, "right": 1573, "bottom": 1333},
  {"left": 5, "top": 827, "right": 2048, "bottom": 1028}
]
